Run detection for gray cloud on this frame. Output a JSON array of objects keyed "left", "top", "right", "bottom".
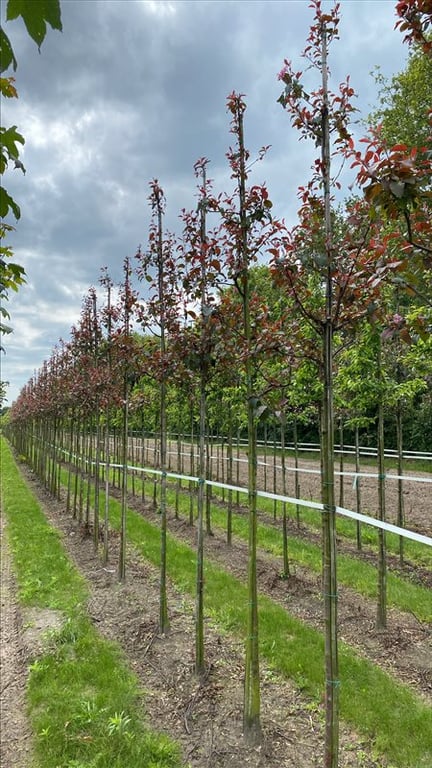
[{"left": 1, "top": 0, "right": 407, "bottom": 403}]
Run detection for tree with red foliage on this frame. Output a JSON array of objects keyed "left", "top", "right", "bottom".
[
  {"left": 395, "top": 0, "right": 432, "bottom": 56},
  {"left": 136, "top": 180, "right": 183, "bottom": 633},
  {"left": 272, "top": 1, "right": 401, "bottom": 763}
]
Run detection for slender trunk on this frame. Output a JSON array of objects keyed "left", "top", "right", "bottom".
[
  {"left": 118, "top": 259, "right": 133, "bottom": 582},
  {"left": 175, "top": 428, "right": 181, "bottom": 518},
  {"left": 73, "top": 419, "right": 80, "bottom": 519},
  {"left": 159, "top": 372, "right": 169, "bottom": 632},
  {"left": 189, "top": 409, "right": 195, "bottom": 525},
  {"left": 293, "top": 416, "right": 301, "bottom": 526},
  {"left": 78, "top": 423, "right": 85, "bottom": 523},
  {"left": 396, "top": 401, "right": 405, "bottom": 566},
  {"left": 131, "top": 432, "right": 136, "bottom": 497},
  {"left": 141, "top": 414, "right": 146, "bottom": 504},
  {"left": 205, "top": 431, "right": 213, "bottom": 535},
  {"left": 66, "top": 414, "right": 74, "bottom": 514},
  {"left": 321, "top": 27, "right": 339, "bottom": 768},
  {"left": 227, "top": 409, "right": 233, "bottom": 545},
  {"left": 272, "top": 426, "right": 278, "bottom": 519},
  {"left": 354, "top": 424, "right": 362, "bottom": 550},
  {"left": 376, "top": 336, "right": 387, "bottom": 629},
  {"left": 195, "top": 381, "right": 206, "bottom": 674},
  {"left": 50, "top": 418, "right": 57, "bottom": 496},
  {"left": 236, "top": 427, "right": 241, "bottom": 507},
  {"left": 103, "top": 409, "right": 110, "bottom": 565},
  {"left": 94, "top": 407, "right": 101, "bottom": 553},
  {"left": 280, "top": 413, "right": 289, "bottom": 578},
  {"left": 243, "top": 374, "right": 261, "bottom": 744},
  {"left": 85, "top": 417, "right": 93, "bottom": 525},
  {"left": 338, "top": 417, "right": 344, "bottom": 508},
  {"left": 118, "top": 378, "right": 128, "bottom": 582},
  {"left": 156, "top": 193, "right": 169, "bottom": 634},
  {"left": 195, "top": 165, "right": 208, "bottom": 675},
  {"left": 236, "top": 103, "right": 261, "bottom": 746}
]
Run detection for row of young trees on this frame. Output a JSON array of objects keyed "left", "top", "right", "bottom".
[{"left": 5, "top": 2, "right": 432, "bottom": 766}]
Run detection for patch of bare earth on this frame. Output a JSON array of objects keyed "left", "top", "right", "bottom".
[
  {"left": 156, "top": 439, "right": 432, "bottom": 535},
  {"left": 14, "top": 463, "right": 387, "bottom": 768}
]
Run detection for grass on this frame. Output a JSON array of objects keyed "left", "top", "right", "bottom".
[
  {"left": 0, "top": 438, "right": 182, "bottom": 768},
  {"left": 73, "top": 468, "right": 432, "bottom": 768}
]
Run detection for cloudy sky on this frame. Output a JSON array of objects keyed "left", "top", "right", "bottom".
[{"left": 2, "top": 0, "right": 408, "bottom": 404}]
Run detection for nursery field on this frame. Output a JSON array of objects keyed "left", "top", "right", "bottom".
[
  {"left": 1, "top": 437, "right": 431, "bottom": 768},
  {"left": 3, "top": 2, "right": 432, "bottom": 767}
]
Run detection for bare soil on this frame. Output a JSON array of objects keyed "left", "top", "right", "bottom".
[
  {"left": 1, "top": 450, "right": 431, "bottom": 768},
  {"left": 160, "top": 440, "right": 432, "bottom": 536}
]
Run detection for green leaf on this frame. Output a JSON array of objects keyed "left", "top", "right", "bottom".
[
  {"left": 0, "top": 125, "right": 25, "bottom": 161},
  {"left": 0, "top": 306, "right": 11, "bottom": 320},
  {"left": 0, "top": 187, "right": 21, "bottom": 220},
  {"left": 0, "top": 27, "right": 17, "bottom": 72},
  {"left": 6, "top": 0, "right": 62, "bottom": 49}
]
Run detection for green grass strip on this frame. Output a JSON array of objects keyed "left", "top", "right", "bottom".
[
  {"left": 81, "top": 474, "right": 432, "bottom": 768},
  {"left": 1, "top": 439, "right": 182, "bottom": 768}
]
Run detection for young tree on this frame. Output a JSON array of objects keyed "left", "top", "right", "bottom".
[
  {"left": 272, "top": 2, "right": 396, "bottom": 762},
  {"left": 136, "top": 181, "right": 180, "bottom": 633},
  {"left": 213, "top": 92, "right": 286, "bottom": 745}
]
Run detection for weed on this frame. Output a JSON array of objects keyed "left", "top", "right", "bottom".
[
  {"left": 107, "top": 710, "right": 132, "bottom": 736},
  {"left": 28, "top": 659, "right": 48, "bottom": 675}
]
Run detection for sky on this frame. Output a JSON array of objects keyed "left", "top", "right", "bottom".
[{"left": 1, "top": 0, "right": 409, "bottom": 405}]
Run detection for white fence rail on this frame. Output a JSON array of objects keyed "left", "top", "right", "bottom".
[{"left": 109, "top": 461, "right": 432, "bottom": 549}]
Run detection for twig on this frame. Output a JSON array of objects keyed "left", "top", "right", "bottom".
[{"left": 183, "top": 664, "right": 212, "bottom": 734}]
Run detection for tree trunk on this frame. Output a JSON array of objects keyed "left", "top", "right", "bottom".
[
  {"left": 354, "top": 424, "right": 362, "bottom": 551},
  {"left": 227, "top": 407, "right": 233, "bottom": 545},
  {"left": 103, "top": 409, "right": 110, "bottom": 565},
  {"left": 321, "top": 26, "right": 339, "bottom": 768},
  {"left": 338, "top": 417, "right": 344, "bottom": 508},
  {"left": 118, "top": 378, "right": 128, "bottom": 583},
  {"left": 376, "top": 336, "right": 387, "bottom": 630},
  {"left": 396, "top": 401, "right": 405, "bottom": 566},
  {"left": 236, "top": 101, "right": 261, "bottom": 746},
  {"left": 195, "top": 165, "right": 208, "bottom": 676},
  {"left": 195, "top": 380, "right": 206, "bottom": 675},
  {"left": 293, "top": 416, "right": 301, "bottom": 526},
  {"left": 156, "top": 196, "right": 169, "bottom": 634},
  {"left": 280, "top": 412, "right": 290, "bottom": 578}
]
